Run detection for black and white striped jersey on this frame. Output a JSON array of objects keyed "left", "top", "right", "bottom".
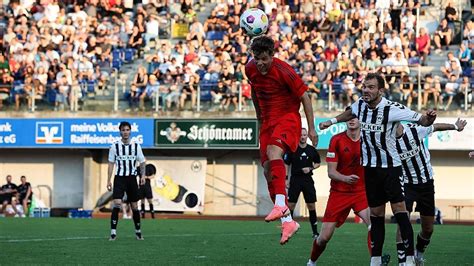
[
  {"left": 108, "top": 140, "right": 146, "bottom": 177},
  {"left": 396, "top": 124, "right": 434, "bottom": 185},
  {"left": 350, "top": 97, "right": 422, "bottom": 168}
]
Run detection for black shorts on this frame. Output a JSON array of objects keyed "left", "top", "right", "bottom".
[
  {"left": 139, "top": 181, "right": 153, "bottom": 200},
  {"left": 404, "top": 180, "right": 435, "bottom": 216},
  {"left": 364, "top": 166, "right": 405, "bottom": 208},
  {"left": 1, "top": 195, "right": 13, "bottom": 204},
  {"left": 19, "top": 196, "right": 32, "bottom": 205},
  {"left": 113, "top": 176, "right": 139, "bottom": 203},
  {"left": 288, "top": 176, "right": 316, "bottom": 203}
]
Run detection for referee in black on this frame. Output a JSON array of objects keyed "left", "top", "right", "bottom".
[
  {"left": 320, "top": 73, "right": 437, "bottom": 265},
  {"left": 284, "top": 128, "right": 321, "bottom": 238},
  {"left": 107, "top": 121, "right": 146, "bottom": 241}
]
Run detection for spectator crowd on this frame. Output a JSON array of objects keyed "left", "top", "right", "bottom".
[{"left": 0, "top": 0, "right": 472, "bottom": 112}]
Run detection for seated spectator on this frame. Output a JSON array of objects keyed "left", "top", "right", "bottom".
[
  {"left": 223, "top": 80, "right": 238, "bottom": 111},
  {"left": 211, "top": 80, "right": 227, "bottom": 107},
  {"left": 386, "top": 30, "right": 402, "bottom": 53},
  {"left": 128, "top": 26, "right": 144, "bottom": 56},
  {"left": 187, "top": 17, "right": 205, "bottom": 45},
  {"left": 392, "top": 51, "right": 410, "bottom": 75},
  {"left": 240, "top": 79, "right": 252, "bottom": 108},
  {"left": 439, "top": 74, "right": 460, "bottom": 110},
  {"left": 165, "top": 81, "right": 181, "bottom": 110},
  {"left": 416, "top": 27, "right": 431, "bottom": 65},
  {"left": 400, "top": 10, "right": 416, "bottom": 39},
  {"left": 458, "top": 42, "right": 472, "bottom": 70},
  {"left": 0, "top": 71, "right": 13, "bottom": 109},
  {"left": 366, "top": 51, "right": 382, "bottom": 73},
  {"left": 179, "top": 75, "right": 197, "bottom": 110},
  {"left": 463, "top": 21, "right": 474, "bottom": 45},
  {"left": 422, "top": 74, "right": 441, "bottom": 109},
  {"left": 444, "top": 1, "right": 458, "bottom": 24},
  {"left": 458, "top": 76, "right": 471, "bottom": 109},
  {"left": 14, "top": 75, "right": 33, "bottom": 111},
  {"left": 141, "top": 74, "right": 160, "bottom": 110},
  {"left": 408, "top": 50, "right": 421, "bottom": 66},
  {"left": 1, "top": 175, "right": 18, "bottom": 217},
  {"left": 382, "top": 66, "right": 398, "bottom": 96},
  {"left": 128, "top": 66, "right": 148, "bottom": 110},
  {"left": 0, "top": 54, "right": 9, "bottom": 73},
  {"left": 17, "top": 175, "right": 32, "bottom": 217},
  {"left": 55, "top": 75, "right": 69, "bottom": 111},
  {"left": 441, "top": 52, "right": 462, "bottom": 79},
  {"left": 434, "top": 19, "right": 452, "bottom": 53},
  {"left": 400, "top": 75, "right": 416, "bottom": 108}
]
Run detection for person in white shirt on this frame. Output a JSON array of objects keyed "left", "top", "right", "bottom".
[
  {"left": 144, "top": 15, "right": 159, "bottom": 45},
  {"left": 387, "top": 30, "right": 403, "bottom": 52}
]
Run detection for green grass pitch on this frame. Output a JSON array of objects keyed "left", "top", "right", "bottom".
[{"left": 0, "top": 218, "right": 473, "bottom": 265}]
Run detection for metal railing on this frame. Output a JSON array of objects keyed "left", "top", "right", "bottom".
[{"left": 1, "top": 76, "right": 472, "bottom": 113}]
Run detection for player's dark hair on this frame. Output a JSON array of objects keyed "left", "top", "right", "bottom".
[
  {"left": 250, "top": 36, "right": 275, "bottom": 57},
  {"left": 119, "top": 121, "right": 131, "bottom": 130},
  {"left": 365, "top": 73, "right": 385, "bottom": 90}
]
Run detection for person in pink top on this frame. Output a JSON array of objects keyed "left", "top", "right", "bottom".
[{"left": 416, "top": 27, "right": 431, "bottom": 65}]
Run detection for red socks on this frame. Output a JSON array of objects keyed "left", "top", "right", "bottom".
[
  {"left": 267, "top": 181, "right": 275, "bottom": 203},
  {"left": 269, "top": 159, "right": 286, "bottom": 195}
]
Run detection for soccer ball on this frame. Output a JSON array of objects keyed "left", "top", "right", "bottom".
[{"left": 240, "top": 8, "right": 269, "bottom": 37}]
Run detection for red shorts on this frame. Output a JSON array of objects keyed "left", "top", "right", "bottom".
[
  {"left": 259, "top": 113, "right": 301, "bottom": 165},
  {"left": 322, "top": 190, "right": 368, "bottom": 227}
]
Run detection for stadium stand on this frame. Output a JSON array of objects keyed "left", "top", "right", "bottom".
[{"left": 0, "top": 0, "right": 472, "bottom": 113}]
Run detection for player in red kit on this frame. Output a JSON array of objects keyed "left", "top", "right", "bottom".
[
  {"left": 245, "top": 36, "right": 318, "bottom": 245},
  {"left": 307, "top": 117, "right": 371, "bottom": 265}
]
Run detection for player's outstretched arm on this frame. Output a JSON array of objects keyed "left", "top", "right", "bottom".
[
  {"left": 418, "top": 109, "right": 437, "bottom": 126},
  {"left": 319, "top": 109, "right": 354, "bottom": 130},
  {"left": 301, "top": 92, "right": 318, "bottom": 146},
  {"left": 433, "top": 118, "right": 467, "bottom": 132}
]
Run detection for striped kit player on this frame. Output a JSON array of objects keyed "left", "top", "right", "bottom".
[
  {"left": 394, "top": 118, "right": 467, "bottom": 265},
  {"left": 319, "top": 73, "right": 437, "bottom": 266},
  {"left": 107, "top": 121, "right": 146, "bottom": 241}
]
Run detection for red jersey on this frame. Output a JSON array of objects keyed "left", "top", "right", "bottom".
[
  {"left": 245, "top": 57, "right": 307, "bottom": 125},
  {"left": 326, "top": 131, "right": 365, "bottom": 193}
]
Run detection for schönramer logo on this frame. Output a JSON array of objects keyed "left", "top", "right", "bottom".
[{"left": 36, "top": 122, "right": 64, "bottom": 144}]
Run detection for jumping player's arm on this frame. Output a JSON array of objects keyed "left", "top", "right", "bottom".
[
  {"left": 319, "top": 108, "right": 355, "bottom": 130},
  {"left": 433, "top": 118, "right": 467, "bottom": 132},
  {"left": 107, "top": 144, "right": 116, "bottom": 191},
  {"left": 389, "top": 102, "right": 437, "bottom": 126},
  {"left": 301, "top": 92, "right": 318, "bottom": 146}
]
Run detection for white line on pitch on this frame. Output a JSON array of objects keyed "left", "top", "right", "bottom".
[{"left": 1, "top": 232, "right": 274, "bottom": 243}]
